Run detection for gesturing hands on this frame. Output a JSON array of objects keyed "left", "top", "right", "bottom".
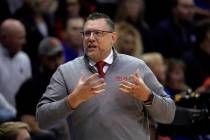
[
  {"left": 119, "top": 70, "right": 152, "bottom": 102},
  {"left": 68, "top": 73, "right": 106, "bottom": 109},
  {"left": 68, "top": 70, "right": 152, "bottom": 109}
]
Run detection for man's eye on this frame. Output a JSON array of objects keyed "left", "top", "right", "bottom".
[
  {"left": 95, "top": 31, "right": 102, "bottom": 36},
  {"left": 85, "top": 31, "right": 91, "bottom": 36}
]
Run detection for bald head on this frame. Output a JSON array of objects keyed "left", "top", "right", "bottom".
[
  {"left": 0, "top": 19, "right": 26, "bottom": 55},
  {"left": 0, "top": 19, "right": 25, "bottom": 37}
]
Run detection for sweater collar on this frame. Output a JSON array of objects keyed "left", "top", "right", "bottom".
[{"left": 83, "top": 48, "right": 119, "bottom": 74}]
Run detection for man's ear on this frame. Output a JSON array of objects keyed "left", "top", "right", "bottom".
[{"left": 111, "top": 32, "right": 118, "bottom": 44}]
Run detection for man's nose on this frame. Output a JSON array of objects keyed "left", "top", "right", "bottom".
[{"left": 89, "top": 32, "right": 95, "bottom": 40}]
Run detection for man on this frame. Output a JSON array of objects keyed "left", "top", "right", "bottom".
[
  {"left": 0, "top": 19, "right": 31, "bottom": 108},
  {"left": 16, "top": 37, "right": 69, "bottom": 140},
  {"left": 151, "top": 0, "right": 196, "bottom": 58},
  {"left": 36, "top": 13, "right": 175, "bottom": 140},
  {"left": 13, "top": 0, "right": 56, "bottom": 76},
  {"left": 63, "top": 17, "right": 84, "bottom": 62}
]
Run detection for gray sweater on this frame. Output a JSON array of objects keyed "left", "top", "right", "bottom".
[{"left": 36, "top": 53, "right": 175, "bottom": 140}]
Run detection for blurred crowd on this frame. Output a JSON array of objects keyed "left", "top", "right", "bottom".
[{"left": 0, "top": 0, "right": 210, "bottom": 140}]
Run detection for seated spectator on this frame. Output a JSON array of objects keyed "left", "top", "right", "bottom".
[
  {"left": 151, "top": 0, "right": 196, "bottom": 58},
  {"left": 115, "top": 0, "right": 153, "bottom": 52},
  {"left": 141, "top": 52, "right": 166, "bottom": 84},
  {"left": 141, "top": 52, "right": 167, "bottom": 140},
  {"left": 55, "top": 0, "right": 82, "bottom": 41},
  {"left": 165, "top": 58, "right": 191, "bottom": 99},
  {"left": 0, "top": 19, "right": 31, "bottom": 110},
  {"left": 115, "top": 22, "right": 143, "bottom": 58},
  {"left": 62, "top": 17, "right": 84, "bottom": 62},
  {"left": 183, "top": 19, "right": 210, "bottom": 90},
  {"left": 158, "top": 58, "right": 204, "bottom": 140},
  {"left": 13, "top": 0, "right": 56, "bottom": 76},
  {"left": 0, "top": 121, "right": 31, "bottom": 140},
  {"left": 16, "top": 37, "right": 69, "bottom": 140}
]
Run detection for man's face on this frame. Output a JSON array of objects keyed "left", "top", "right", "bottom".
[
  {"left": 175, "top": 0, "right": 194, "bottom": 23},
  {"left": 82, "top": 18, "right": 117, "bottom": 62},
  {"left": 5, "top": 27, "right": 26, "bottom": 55}
]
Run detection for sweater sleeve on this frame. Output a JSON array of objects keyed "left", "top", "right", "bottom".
[
  {"left": 36, "top": 67, "right": 73, "bottom": 129},
  {"left": 140, "top": 62, "right": 176, "bottom": 124}
]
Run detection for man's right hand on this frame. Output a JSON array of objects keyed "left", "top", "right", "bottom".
[{"left": 68, "top": 73, "right": 106, "bottom": 109}]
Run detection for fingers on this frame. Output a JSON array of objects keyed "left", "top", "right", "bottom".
[
  {"left": 92, "top": 83, "right": 106, "bottom": 92},
  {"left": 119, "top": 87, "right": 129, "bottom": 93},
  {"left": 92, "top": 78, "right": 105, "bottom": 86},
  {"left": 135, "top": 68, "right": 140, "bottom": 78},
  {"left": 86, "top": 73, "right": 99, "bottom": 82},
  {"left": 86, "top": 73, "right": 106, "bottom": 95},
  {"left": 129, "top": 75, "right": 139, "bottom": 85},
  {"left": 121, "top": 80, "right": 135, "bottom": 88},
  {"left": 130, "top": 69, "right": 143, "bottom": 85},
  {"left": 94, "top": 89, "right": 106, "bottom": 94},
  {"left": 119, "top": 81, "right": 135, "bottom": 94}
]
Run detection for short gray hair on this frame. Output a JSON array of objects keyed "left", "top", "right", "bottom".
[{"left": 86, "top": 12, "right": 115, "bottom": 31}]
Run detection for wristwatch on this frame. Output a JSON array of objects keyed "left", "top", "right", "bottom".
[{"left": 143, "top": 92, "right": 154, "bottom": 105}]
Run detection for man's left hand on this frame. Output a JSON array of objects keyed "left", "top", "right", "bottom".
[{"left": 119, "top": 71, "right": 151, "bottom": 102}]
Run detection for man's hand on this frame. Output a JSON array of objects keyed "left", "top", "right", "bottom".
[
  {"left": 119, "top": 70, "right": 151, "bottom": 102},
  {"left": 68, "top": 73, "right": 106, "bottom": 109}
]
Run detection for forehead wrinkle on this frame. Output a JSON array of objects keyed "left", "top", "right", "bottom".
[{"left": 84, "top": 19, "right": 111, "bottom": 31}]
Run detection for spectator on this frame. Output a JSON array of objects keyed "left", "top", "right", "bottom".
[
  {"left": 182, "top": 19, "right": 210, "bottom": 90},
  {"left": 115, "top": 0, "right": 153, "bottom": 52},
  {"left": 0, "top": 19, "right": 31, "bottom": 109},
  {"left": 0, "top": 121, "right": 31, "bottom": 140},
  {"left": 16, "top": 37, "right": 69, "bottom": 140},
  {"left": 13, "top": 0, "right": 56, "bottom": 76},
  {"left": 115, "top": 21, "right": 143, "bottom": 58},
  {"left": 62, "top": 17, "right": 84, "bottom": 62},
  {"left": 152, "top": 0, "right": 196, "bottom": 58},
  {"left": 141, "top": 52, "right": 166, "bottom": 85}
]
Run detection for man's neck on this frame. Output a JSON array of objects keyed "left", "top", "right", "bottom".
[{"left": 89, "top": 49, "right": 113, "bottom": 66}]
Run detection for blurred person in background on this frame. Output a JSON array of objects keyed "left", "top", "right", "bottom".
[
  {"left": 0, "top": 121, "right": 31, "bottom": 140},
  {"left": 0, "top": 19, "right": 31, "bottom": 112},
  {"left": 55, "top": 0, "right": 82, "bottom": 41},
  {"left": 182, "top": 19, "right": 210, "bottom": 91},
  {"left": 158, "top": 58, "right": 201, "bottom": 140},
  {"left": 141, "top": 52, "right": 166, "bottom": 85},
  {"left": 16, "top": 37, "right": 69, "bottom": 140},
  {"left": 14, "top": 0, "right": 56, "bottom": 76},
  {"left": 115, "top": 22, "right": 143, "bottom": 58},
  {"left": 151, "top": 0, "right": 196, "bottom": 59},
  {"left": 115, "top": 0, "right": 153, "bottom": 52},
  {"left": 62, "top": 17, "right": 84, "bottom": 62},
  {"left": 164, "top": 59, "right": 190, "bottom": 99},
  {"left": 141, "top": 52, "right": 167, "bottom": 140}
]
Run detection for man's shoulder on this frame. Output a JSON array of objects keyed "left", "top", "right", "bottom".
[
  {"left": 17, "top": 51, "right": 29, "bottom": 57},
  {"left": 60, "top": 56, "right": 84, "bottom": 70},
  {"left": 118, "top": 54, "right": 144, "bottom": 64}
]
